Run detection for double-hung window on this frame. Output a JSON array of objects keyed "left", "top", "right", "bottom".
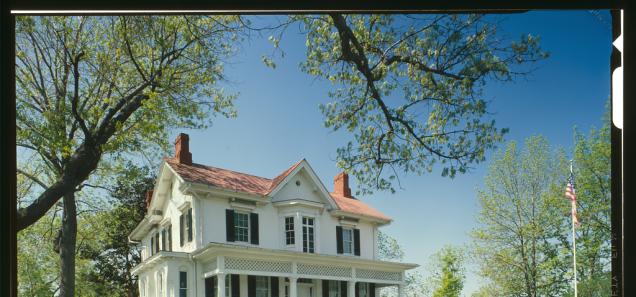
[
  {"left": 302, "top": 217, "right": 315, "bottom": 253},
  {"left": 328, "top": 280, "right": 339, "bottom": 297},
  {"left": 234, "top": 212, "right": 250, "bottom": 242},
  {"left": 255, "top": 276, "right": 269, "bottom": 297},
  {"left": 342, "top": 228, "right": 354, "bottom": 254},
  {"left": 285, "top": 216, "right": 295, "bottom": 246},
  {"left": 179, "top": 271, "right": 187, "bottom": 297},
  {"left": 180, "top": 208, "right": 193, "bottom": 246},
  {"left": 358, "top": 283, "right": 369, "bottom": 297}
]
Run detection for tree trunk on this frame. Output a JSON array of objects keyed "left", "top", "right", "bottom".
[{"left": 59, "top": 191, "right": 77, "bottom": 297}]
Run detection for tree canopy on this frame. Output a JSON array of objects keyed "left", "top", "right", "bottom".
[{"left": 291, "top": 14, "right": 548, "bottom": 194}]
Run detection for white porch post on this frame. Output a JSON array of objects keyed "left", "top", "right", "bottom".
[
  {"left": 290, "top": 277, "right": 298, "bottom": 297},
  {"left": 348, "top": 281, "right": 356, "bottom": 297},
  {"left": 279, "top": 277, "right": 285, "bottom": 297},
  {"left": 397, "top": 284, "right": 404, "bottom": 297},
  {"left": 218, "top": 273, "right": 226, "bottom": 297}
]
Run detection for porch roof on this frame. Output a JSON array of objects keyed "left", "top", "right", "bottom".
[{"left": 192, "top": 242, "right": 418, "bottom": 271}]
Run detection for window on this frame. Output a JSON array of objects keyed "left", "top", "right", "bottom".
[
  {"left": 234, "top": 212, "right": 250, "bottom": 242},
  {"left": 342, "top": 228, "right": 353, "bottom": 254},
  {"left": 255, "top": 276, "right": 269, "bottom": 297},
  {"left": 285, "top": 216, "right": 295, "bottom": 246},
  {"left": 181, "top": 208, "right": 193, "bottom": 246},
  {"left": 150, "top": 236, "right": 155, "bottom": 256},
  {"left": 302, "top": 217, "right": 315, "bottom": 253},
  {"left": 358, "top": 283, "right": 369, "bottom": 297},
  {"left": 328, "top": 280, "right": 339, "bottom": 297},
  {"left": 179, "top": 271, "right": 187, "bottom": 297},
  {"left": 186, "top": 208, "right": 193, "bottom": 242}
]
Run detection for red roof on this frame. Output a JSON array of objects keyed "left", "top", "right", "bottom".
[{"left": 165, "top": 158, "right": 391, "bottom": 222}]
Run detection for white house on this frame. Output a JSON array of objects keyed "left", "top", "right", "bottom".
[{"left": 129, "top": 133, "right": 417, "bottom": 297}]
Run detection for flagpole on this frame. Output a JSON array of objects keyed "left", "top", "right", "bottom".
[{"left": 570, "top": 160, "right": 578, "bottom": 297}]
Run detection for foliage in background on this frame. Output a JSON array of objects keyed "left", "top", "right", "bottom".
[
  {"left": 564, "top": 105, "right": 611, "bottom": 297},
  {"left": 290, "top": 14, "right": 548, "bottom": 194},
  {"left": 471, "top": 135, "right": 571, "bottom": 296},
  {"left": 84, "top": 165, "right": 155, "bottom": 297},
  {"left": 429, "top": 246, "right": 465, "bottom": 297}
]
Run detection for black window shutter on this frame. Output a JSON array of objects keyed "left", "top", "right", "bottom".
[
  {"left": 226, "top": 209, "right": 235, "bottom": 242},
  {"left": 341, "top": 281, "right": 348, "bottom": 297},
  {"left": 205, "top": 277, "right": 214, "bottom": 297},
  {"left": 187, "top": 208, "right": 193, "bottom": 242},
  {"left": 354, "top": 229, "right": 361, "bottom": 256},
  {"left": 270, "top": 277, "right": 279, "bottom": 297},
  {"left": 355, "top": 283, "right": 359, "bottom": 297},
  {"left": 250, "top": 213, "right": 259, "bottom": 245},
  {"left": 369, "top": 284, "right": 375, "bottom": 297},
  {"left": 322, "top": 280, "right": 329, "bottom": 297},
  {"left": 248, "top": 275, "right": 256, "bottom": 297},
  {"left": 150, "top": 236, "right": 155, "bottom": 255},
  {"left": 168, "top": 225, "right": 172, "bottom": 251},
  {"left": 180, "top": 214, "right": 185, "bottom": 246},
  {"left": 155, "top": 233, "right": 160, "bottom": 252},
  {"left": 336, "top": 226, "right": 343, "bottom": 254},
  {"left": 231, "top": 274, "right": 240, "bottom": 297},
  {"left": 161, "top": 229, "right": 166, "bottom": 251}
]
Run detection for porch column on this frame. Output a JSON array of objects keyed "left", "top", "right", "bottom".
[
  {"left": 218, "top": 273, "right": 226, "bottom": 297},
  {"left": 397, "top": 284, "right": 404, "bottom": 297},
  {"left": 290, "top": 277, "right": 298, "bottom": 297},
  {"left": 348, "top": 281, "right": 356, "bottom": 297}
]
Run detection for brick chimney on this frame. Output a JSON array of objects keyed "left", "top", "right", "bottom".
[
  {"left": 174, "top": 133, "right": 192, "bottom": 165},
  {"left": 333, "top": 172, "right": 352, "bottom": 198},
  {"left": 145, "top": 190, "right": 154, "bottom": 209}
]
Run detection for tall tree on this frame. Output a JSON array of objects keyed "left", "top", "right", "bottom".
[
  {"left": 430, "top": 246, "right": 465, "bottom": 297},
  {"left": 291, "top": 14, "right": 548, "bottom": 194},
  {"left": 471, "top": 136, "right": 571, "bottom": 296},
  {"left": 16, "top": 15, "right": 241, "bottom": 296}
]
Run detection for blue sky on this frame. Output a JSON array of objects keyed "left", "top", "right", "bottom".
[{"left": 175, "top": 10, "right": 611, "bottom": 295}]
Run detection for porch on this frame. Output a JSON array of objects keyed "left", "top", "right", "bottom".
[{"left": 195, "top": 243, "right": 416, "bottom": 297}]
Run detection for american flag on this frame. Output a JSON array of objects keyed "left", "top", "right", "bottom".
[{"left": 565, "top": 171, "right": 580, "bottom": 227}]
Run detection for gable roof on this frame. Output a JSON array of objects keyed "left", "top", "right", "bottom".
[{"left": 164, "top": 158, "right": 391, "bottom": 222}]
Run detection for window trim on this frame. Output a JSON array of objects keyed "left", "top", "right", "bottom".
[{"left": 234, "top": 211, "right": 251, "bottom": 243}]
